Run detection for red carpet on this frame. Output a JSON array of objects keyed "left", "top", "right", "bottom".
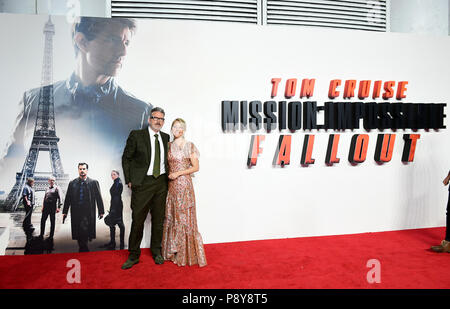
[{"left": 1, "top": 227, "right": 449, "bottom": 289}]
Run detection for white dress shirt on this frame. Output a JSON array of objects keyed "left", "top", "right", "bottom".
[{"left": 146, "top": 126, "right": 166, "bottom": 176}]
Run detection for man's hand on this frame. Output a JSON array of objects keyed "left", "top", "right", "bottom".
[
  {"left": 56, "top": 208, "right": 60, "bottom": 213},
  {"left": 98, "top": 214, "right": 104, "bottom": 220},
  {"left": 127, "top": 182, "right": 132, "bottom": 189},
  {"left": 62, "top": 213, "right": 67, "bottom": 223},
  {"left": 169, "top": 172, "right": 180, "bottom": 180}
]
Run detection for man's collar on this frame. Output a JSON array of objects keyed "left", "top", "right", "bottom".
[{"left": 66, "top": 73, "right": 117, "bottom": 97}]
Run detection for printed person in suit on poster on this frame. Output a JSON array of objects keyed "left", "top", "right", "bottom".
[{"left": 62, "top": 163, "right": 104, "bottom": 252}]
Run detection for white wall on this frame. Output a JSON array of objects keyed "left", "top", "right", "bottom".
[
  {"left": 111, "top": 19, "right": 450, "bottom": 243},
  {"left": 131, "top": 20, "right": 450, "bottom": 244},
  {"left": 390, "top": 0, "right": 449, "bottom": 35}
]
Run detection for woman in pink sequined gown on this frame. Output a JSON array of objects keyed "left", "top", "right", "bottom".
[{"left": 161, "top": 118, "right": 207, "bottom": 267}]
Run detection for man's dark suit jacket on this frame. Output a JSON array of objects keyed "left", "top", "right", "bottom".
[
  {"left": 122, "top": 128, "right": 170, "bottom": 187},
  {"left": 63, "top": 177, "right": 105, "bottom": 240}
]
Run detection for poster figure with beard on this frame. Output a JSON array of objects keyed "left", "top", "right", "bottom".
[{"left": 0, "top": 16, "right": 151, "bottom": 254}]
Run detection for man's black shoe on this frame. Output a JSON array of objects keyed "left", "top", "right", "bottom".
[
  {"left": 154, "top": 254, "right": 164, "bottom": 265},
  {"left": 122, "top": 258, "right": 139, "bottom": 269}
]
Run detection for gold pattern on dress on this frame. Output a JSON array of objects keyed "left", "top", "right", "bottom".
[{"left": 162, "top": 141, "right": 207, "bottom": 267}]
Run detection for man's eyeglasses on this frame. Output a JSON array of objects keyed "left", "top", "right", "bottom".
[{"left": 151, "top": 116, "right": 165, "bottom": 121}]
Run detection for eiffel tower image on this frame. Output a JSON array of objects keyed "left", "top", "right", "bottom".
[{"left": 3, "top": 16, "right": 69, "bottom": 211}]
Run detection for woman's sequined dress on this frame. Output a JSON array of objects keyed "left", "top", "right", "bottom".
[{"left": 161, "top": 141, "right": 207, "bottom": 267}]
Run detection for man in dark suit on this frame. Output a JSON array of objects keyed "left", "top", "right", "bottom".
[
  {"left": 121, "top": 107, "right": 169, "bottom": 269},
  {"left": 63, "top": 163, "right": 105, "bottom": 252}
]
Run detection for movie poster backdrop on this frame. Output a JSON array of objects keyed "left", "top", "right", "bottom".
[{"left": 0, "top": 13, "right": 448, "bottom": 255}]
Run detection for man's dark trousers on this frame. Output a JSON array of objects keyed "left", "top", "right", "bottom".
[
  {"left": 40, "top": 204, "right": 56, "bottom": 238},
  {"left": 77, "top": 215, "right": 90, "bottom": 252},
  {"left": 128, "top": 174, "right": 168, "bottom": 260},
  {"left": 22, "top": 203, "right": 33, "bottom": 231}
]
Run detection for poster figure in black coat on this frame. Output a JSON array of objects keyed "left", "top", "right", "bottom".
[
  {"left": 62, "top": 163, "right": 104, "bottom": 252},
  {"left": 101, "top": 170, "right": 125, "bottom": 250}
]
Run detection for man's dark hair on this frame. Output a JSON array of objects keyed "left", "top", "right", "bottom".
[
  {"left": 151, "top": 107, "right": 165, "bottom": 116},
  {"left": 72, "top": 17, "right": 137, "bottom": 56},
  {"left": 26, "top": 177, "right": 34, "bottom": 185},
  {"left": 78, "top": 162, "right": 89, "bottom": 170}
]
